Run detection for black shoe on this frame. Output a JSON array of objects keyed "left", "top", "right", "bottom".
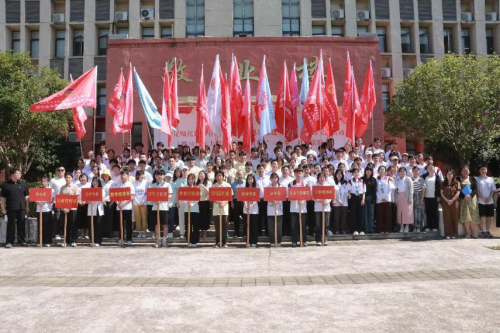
[
  {"left": 21, "top": 243, "right": 29, "bottom": 247},
  {"left": 487, "top": 231, "right": 493, "bottom": 238}
]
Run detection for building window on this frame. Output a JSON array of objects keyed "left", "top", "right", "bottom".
[
  {"left": 11, "top": 31, "right": 21, "bottom": 52},
  {"left": 234, "top": 0, "right": 254, "bottom": 36},
  {"left": 401, "top": 27, "right": 412, "bottom": 53},
  {"left": 30, "top": 30, "right": 40, "bottom": 58},
  {"left": 97, "top": 86, "right": 107, "bottom": 116},
  {"left": 357, "top": 26, "right": 368, "bottom": 36},
  {"left": 132, "top": 123, "right": 143, "bottom": 147},
  {"left": 73, "top": 29, "right": 84, "bottom": 56},
  {"left": 142, "top": 27, "right": 155, "bottom": 39},
  {"left": 312, "top": 24, "right": 326, "bottom": 36},
  {"left": 419, "top": 27, "right": 430, "bottom": 53},
  {"left": 98, "top": 28, "right": 109, "bottom": 56},
  {"left": 117, "top": 27, "right": 129, "bottom": 35},
  {"left": 161, "top": 26, "right": 173, "bottom": 38},
  {"left": 461, "top": 28, "right": 470, "bottom": 54},
  {"left": 186, "top": 0, "right": 205, "bottom": 37},
  {"left": 443, "top": 28, "right": 453, "bottom": 53},
  {"left": 55, "top": 30, "right": 66, "bottom": 58},
  {"left": 486, "top": 29, "right": 493, "bottom": 55},
  {"left": 282, "top": 0, "right": 300, "bottom": 36},
  {"left": 382, "top": 84, "right": 390, "bottom": 112},
  {"left": 377, "top": 26, "right": 387, "bottom": 52},
  {"left": 332, "top": 26, "right": 343, "bottom": 37}
]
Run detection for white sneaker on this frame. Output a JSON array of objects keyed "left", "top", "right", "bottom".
[
  {"left": 451, "top": 236, "right": 456, "bottom": 239},
  {"left": 84, "top": 236, "right": 89, "bottom": 240},
  {"left": 446, "top": 236, "right": 451, "bottom": 240},
  {"left": 359, "top": 231, "right": 365, "bottom": 235},
  {"left": 251, "top": 244, "right": 257, "bottom": 247},
  {"left": 71, "top": 242, "right": 77, "bottom": 247},
  {"left": 55, "top": 235, "right": 62, "bottom": 240},
  {"left": 126, "top": 241, "right": 132, "bottom": 246},
  {"left": 175, "top": 226, "right": 180, "bottom": 231},
  {"left": 327, "top": 230, "right": 334, "bottom": 236},
  {"left": 424, "top": 228, "right": 430, "bottom": 232},
  {"left": 353, "top": 231, "right": 359, "bottom": 235},
  {"left": 404, "top": 226, "right": 409, "bottom": 233},
  {"left": 189, "top": 243, "right": 197, "bottom": 248},
  {"left": 432, "top": 229, "right": 438, "bottom": 232},
  {"left": 399, "top": 226, "right": 404, "bottom": 233},
  {"left": 94, "top": 243, "right": 100, "bottom": 247},
  {"left": 162, "top": 239, "right": 167, "bottom": 247},
  {"left": 45, "top": 244, "right": 51, "bottom": 247},
  {"left": 151, "top": 232, "right": 156, "bottom": 239},
  {"left": 153, "top": 243, "right": 159, "bottom": 248},
  {"left": 117, "top": 240, "right": 123, "bottom": 246},
  {"left": 316, "top": 242, "right": 322, "bottom": 246},
  {"left": 167, "top": 232, "right": 173, "bottom": 238}
]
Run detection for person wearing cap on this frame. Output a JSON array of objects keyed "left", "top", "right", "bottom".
[
  {"left": 113, "top": 170, "right": 135, "bottom": 246},
  {"left": 400, "top": 153, "right": 410, "bottom": 168},
  {"left": 389, "top": 155, "right": 400, "bottom": 176}
]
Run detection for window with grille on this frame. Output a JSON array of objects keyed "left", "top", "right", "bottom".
[
  {"left": 282, "top": 0, "right": 300, "bottom": 36},
  {"left": 443, "top": 28, "right": 453, "bottom": 53},
  {"left": 382, "top": 84, "right": 390, "bottom": 112},
  {"left": 186, "top": 0, "right": 205, "bottom": 37},
  {"left": 486, "top": 29, "right": 493, "bottom": 55},
  {"left": 234, "top": 0, "right": 254, "bottom": 36},
  {"left": 97, "top": 86, "right": 107, "bottom": 116}
]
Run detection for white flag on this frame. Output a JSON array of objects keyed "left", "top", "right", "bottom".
[{"left": 206, "top": 55, "right": 222, "bottom": 139}]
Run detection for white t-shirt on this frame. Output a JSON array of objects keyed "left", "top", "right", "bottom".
[
  {"left": 114, "top": 181, "right": 135, "bottom": 210},
  {"left": 49, "top": 177, "right": 66, "bottom": 197},
  {"left": 476, "top": 176, "right": 495, "bottom": 205},
  {"left": 133, "top": 179, "right": 148, "bottom": 205},
  {"left": 266, "top": 185, "right": 283, "bottom": 216},
  {"left": 424, "top": 175, "right": 436, "bottom": 198}
]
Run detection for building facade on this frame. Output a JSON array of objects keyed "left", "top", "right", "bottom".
[{"left": 0, "top": 0, "right": 499, "bottom": 154}]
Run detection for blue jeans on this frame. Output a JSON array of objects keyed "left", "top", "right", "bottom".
[{"left": 364, "top": 195, "right": 375, "bottom": 232}]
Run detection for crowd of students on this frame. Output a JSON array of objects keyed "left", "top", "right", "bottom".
[{"left": 2, "top": 137, "right": 498, "bottom": 249}]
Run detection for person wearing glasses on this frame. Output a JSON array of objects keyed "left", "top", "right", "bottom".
[{"left": 50, "top": 166, "right": 67, "bottom": 240}]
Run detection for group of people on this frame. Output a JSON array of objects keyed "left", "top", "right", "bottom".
[{"left": 1, "top": 137, "right": 498, "bottom": 249}]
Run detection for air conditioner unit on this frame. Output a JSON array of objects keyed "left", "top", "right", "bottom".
[
  {"left": 485, "top": 12, "right": 497, "bottom": 21},
  {"left": 68, "top": 132, "right": 78, "bottom": 142},
  {"left": 357, "top": 10, "right": 370, "bottom": 20},
  {"left": 381, "top": 68, "right": 391, "bottom": 78},
  {"left": 461, "top": 12, "right": 472, "bottom": 21},
  {"left": 331, "top": 9, "right": 345, "bottom": 20},
  {"left": 403, "top": 68, "right": 414, "bottom": 78},
  {"left": 115, "top": 11, "right": 128, "bottom": 22},
  {"left": 52, "top": 13, "right": 65, "bottom": 24},
  {"left": 141, "top": 8, "right": 154, "bottom": 20},
  {"left": 95, "top": 132, "right": 106, "bottom": 142}
]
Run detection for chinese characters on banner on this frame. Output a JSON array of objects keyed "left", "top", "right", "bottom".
[
  {"left": 147, "top": 188, "right": 171, "bottom": 202},
  {"left": 237, "top": 188, "right": 260, "bottom": 202},
  {"left": 312, "top": 186, "right": 336, "bottom": 200},
  {"left": 288, "top": 187, "right": 312, "bottom": 201},
  {"left": 81, "top": 188, "right": 103, "bottom": 202},
  {"left": 29, "top": 188, "right": 52, "bottom": 202},
  {"left": 178, "top": 187, "right": 202, "bottom": 201},
  {"left": 55, "top": 195, "right": 78, "bottom": 209},
  {"left": 209, "top": 187, "right": 232, "bottom": 202},
  {"left": 264, "top": 187, "right": 287, "bottom": 202},
  {"left": 109, "top": 188, "right": 132, "bottom": 202}
]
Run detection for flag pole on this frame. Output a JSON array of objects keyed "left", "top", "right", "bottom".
[
  {"left": 283, "top": 60, "right": 286, "bottom": 144},
  {"left": 351, "top": 67, "right": 355, "bottom": 145},
  {"left": 93, "top": 66, "right": 97, "bottom": 151},
  {"left": 370, "top": 60, "right": 374, "bottom": 143},
  {"left": 146, "top": 123, "right": 154, "bottom": 151}
]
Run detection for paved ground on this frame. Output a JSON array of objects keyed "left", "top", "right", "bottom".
[{"left": 1, "top": 237, "right": 500, "bottom": 332}]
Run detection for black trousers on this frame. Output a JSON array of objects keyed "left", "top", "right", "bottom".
[
  {"left": 257, "top": 199, "right": 268, "bottom": 236},
  {"left": 54, "top": 208, "right": 62, "bottom": 236},
  {"left": 214, "top": 215, "right": 228, "bottom": 245},
  {"left": 424, "top": 197, "right": 439, "bottom": 230},
  {"left": 199, "top": 201, "right": 211, "bottom": 230},
  {"left": 64, "top": 210, "right": 78, "bottom": 243},
  {"left": 117, "top": 210, "right": 133, "bottom": 241},
  {"left": 185, "top": 212, "right": 200, "bottom": 244},
  {"left": 348, "top": 195, "right": 365, "bottom": 233},
  {"left": 306, "top": 200, "right": 315, "bottom": 235},
  {"left": 147, "top": 204, "right": 155, "bottom": 232},
  {"left": 291, "top": 212, "right": 308, "bottom": 244},
  {"left": 103, "top": 202, "right": 116, "bottom": 237},
  {"left": 248, "top": 214, "right": 259, "bottom": 245},
  {"left": 282, "top": 201, "right": 291, "bottom": 236},
  {"left": 232, "top": 199, "right": 244, "bottom": 236},
  {"left": 37, "top": 211, "right": 53, "bottom": 245},
  {"left": 6, "top": 209, "right": 26, "bottom": 245},
  {"left": 315, "top": 211, "right": 331, "bottom": 242},
  {"left": 89, "top": 212, "right": 103, "bottom": 245},
  {"left": 332, "top": 206, "right": 348, "bottom": 233}
]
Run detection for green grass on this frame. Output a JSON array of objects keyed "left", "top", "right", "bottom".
[{"left": 487, "top": 245, "right": 500, "bottom": 251}]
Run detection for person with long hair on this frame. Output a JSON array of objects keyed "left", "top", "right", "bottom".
[
  {"left": 243, "top": 174, "right": 260, "bottom": 247},
  {"left": 395, "top": 167, "right": 413, "bottom": 233},
  {"left": 441, "top": 169, "right": 461, "bottom": 239},
  {"left": 362, "top": 167, "right": 377, "bottom": 234},
  {"left": 36, "top": 176, "right": 54, "bottom": 247},
  {"left": 196, "top": 170, "right": 211, "bottom": 240},
  {"left": 87, "top": 177, "right": 105, "bottom": 246},
  {"left": 347, "top": 168, "right": 366, "bottom": 235},
  {"left": 180, "top": 173, "right": 200, "bottom": 248},
  {"left": 314, "top": 172, "right": 332, "bottom": 245},
  {"left": 458, "top": 166, "right": 480, "bottom": 238},
  {"left": 267, "top": 172, "right": 283, "bottom": 247},
  {"left": 411, "top": 166, "right": 427, "bottom": 232},
  {"left": 332, "top": 169, "right": 349, "bottom": 234},
  {"left": 422, "top": 163, "right": 441, "bottom": 232},
  {"left": 101, "top": 169, "right": 115, "bottom": 238},
  {"left": 212, "top": 170, "right": 232, "bottom": 248},
  {"left": 77, "top": 173, "right": 91, "bottom": 240},
  {"left": 59, "top": 172, "right": 79, "bottom": 247},
  {"left": 289, "top": 167, "right": 308, "bottom": 247},
  {"left": 375, "top": 165, "right": 393, "bottom": 234}
]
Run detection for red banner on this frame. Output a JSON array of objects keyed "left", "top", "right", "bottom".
[
  {"left": 81, "top": 188, "right": 103, "bottom": 202},
  {"left": 109, "top": 188, "right": 132, "bottom": 202},
  {"left": 209, "top": 187, "right": 232, "bottom": 202},
  {"left": 178, "top": 187, "right": 201, "bottom": 201},
  {"left": 29, "top": 188, "right": 52, "bottom": 202},
  {"left": 312, "top": 186, "right": 336, "bottom": 200},
  {"left": 288, "top": 187, "right": 312, "bottom": 201},
  {"left": 147, "top": 188, "right": 171, "bottom": 202},
  {"left": 264, "top": 187, "right": 287, "bottom": 202},
  {"left": 55, "top": 195, "right": 78, "bottom": 209},
  {"left": 237, "top": 188, "right": 260, "bottom": 202}
]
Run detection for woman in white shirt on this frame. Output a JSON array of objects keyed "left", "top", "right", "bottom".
[
  {"left": 87, "top": 177, "right": 105, "bottom": 246},
  {"left": 375, "top": 165, "right": 394, "bottom": 234},
  {"left": 243, "top": 174, "right": 259, "bottom": 247},
  {"left": 267, "top": 172, "right": 283, "bottom": 247},
  {"left": 101, "top": 170, "right": 115, "bottom": 238},
  {"left": 289, "top": 168, "right": 308, "bottom": 247},
  {"left": 36, "top": 176, "right": 55, "bottom": 247},
  {"left": 180, "top": 174, "right": 200, "bottom": 248},
  {"left": 197, "top": 171, "right": 212, "bottom": 241},
  {"left": 395, "top": 167, "right": 414, "bottom": 233},
  {"left": 332, "top": 169, "right": 349, "bottom": 235},
  {"left": 114, "top": 170, "right": 136, "bottom": 246},
  {"left": 422, "top": 164, "right": 441, "bottom": 232},
  {"left": 132, "top": 170, "right": 148, "bottom": 238},
  {"left": 314, "top": 173, "right": 332, "bottom": 246},
  {"left": 77, "top": 174, "right": 91, "bottom": 240},
  {"left": 347, "top": 168, "right": 366, "bottom": 236}
]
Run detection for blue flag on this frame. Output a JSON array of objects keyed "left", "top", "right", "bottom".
[
  {"left": 133, "top": 68, "right": 161, "bottom": 130},
  {"left": 256, "top": 58, "right": 277, "bottom": 141},
  {"left": 299, "top": 58, "right": 309, "bottom": 136}
]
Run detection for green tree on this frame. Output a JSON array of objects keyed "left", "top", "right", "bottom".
[
  {"left": 386, "top": 54, "right": 500, "bottom": 167},
  {"left": 0, "top": 51, "right": 71, "bottom": 175}
]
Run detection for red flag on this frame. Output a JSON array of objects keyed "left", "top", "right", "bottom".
[
  {"left": 221, "top": 75, "right": 232, "bottom": 154},
  {"left": 69, "top": 75, "right": 87, "bottom": 140},
  {"left": 241, "top": 77, "right": 253, "bottom": 153},
  {"left": 341, "top": 52, "right": 352, "bottom": 124},
  {"left": 254, "top": 57, "right": 265, "bottom": 124},
  {"left": 300, "top": 55, "right": 323, "bottom": 143},
  {"left": 107, "top": 69, "right": 124, "bottom": 118},
  {"left": 355, "top": 61, "right": 377, "bottom": 137},
  {"left": 195, "top": 66, "right": 209, "bottom": 150},
  {"left": 230, "top": 56, "right": 244, "bottom": 137},
  {"left": 346, "top": 69, "right": 361, "bottom": 145},
  {"left": 161, "top": 64, "right": 172, "bottom": 136},
  {"left": 275, "top": 61, "right": 293, "bottom": 142},
  {"left": 289, "top": 64, "right": 300, "bottom": 141},
  {"left": 121, "top": 64, "right": 134, "bottom": 130},
  {"left": 170, "top": 59, "right": 180, "bottom": 128},
  {"left": 322, "top": 59, "right": 340, "bottom": 137},
  {"left": 30, "top": 67, "right": 97, "bottom": 112}
]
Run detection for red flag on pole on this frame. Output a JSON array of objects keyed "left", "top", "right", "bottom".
[
  {"left": 221, "top": 75, "right": 232, "bottom": 154},
  {"left": 230, "top": 55, "right": 244, "bottom": 137},
  {"left": 195, "top": 66, "right": 209, "bottom": 150},
  {"left": 341, "top": 52, "right": 352, "bottom": 124},
  {"left": 346, "top": 68, "right": 361, "bottom": 145},
  {"left": 69, "top": 75, "right": 87, "bottom": 140},
  {"left": 30, "top": 67, "right": 97, "bottom": 112},
  {"left": 275, "top": 61, "right": 293, "bottom": 142},
  {"left": 355, "top": 61, "right": 377, "bottom": 137},
  {"left": 289, "top": 63, "right": 300, "bottom": 141},
  {"left": 170, "top": 59, "right": 180, "bottom": 129},
  {"left": 121, "top": 64, "right": 134, "bottom": 130},
  {"left": 322, "top": 58, "right": 340, "bottom": 137},
  {"left": 161, "top": 64, "right": 172, "bottom": 137},
  {"left": 241, "top": 77, "right": 253, "bottom": 153},
  {"left": 300, "top": 54, "right": 323, "bottom": 143},
  {"left": 107, "top": 69, "right": 124, "bottom": 118}
]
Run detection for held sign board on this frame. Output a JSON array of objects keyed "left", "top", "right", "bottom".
[
  {"left": 264, "top": 187, "right": 287, "bottom": 202},
  {"left": 147, "top": 188, "right": 171, "bottom": 202},
  {"left": 178, "top": 187, "right": 201, "bottom": 201},
  {"left": 209, "top": 187, "right": 232, "bottom": 202},
  {"left": 81, "top": 188, "right": 103, "bottom": 202},
  {"left": 109, "top": 188, "right": 132, "bottom": 202},
  {"left": 288, "top": 187, "right": 312, "bottom": 201},
  {"left": 55, "top": 195, "right": 78, "bottom": 209},
  {"left": 237, "top": 188, "right": 260, "bottom": 202},
  {"left": 312, "top": 186, "right": 336, "bottom": 200},
  {"left": 29, "top": 188, "right": 52, "bottom": 202}
]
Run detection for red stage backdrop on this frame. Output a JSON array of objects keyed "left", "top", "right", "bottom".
[{"left": 105, "top": 37, "right": 383, "bottom": 151}]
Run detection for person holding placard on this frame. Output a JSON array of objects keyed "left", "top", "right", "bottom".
[
  {"left": 332, "top": 169, "right": 349, "bottom": 235},
  {"left": 243, "top": 174, "right": 259, "bottom": 247},
  {"left": 59, "top": 173, "right": 79, "bottom": 247},
  {"left": 36, "top": 176, "right": 54, "bottom": 247},
  {"left": 87, "top": 177, "right": 105, "bottom": 246},
  {"left": 114, "top": 170, "right": 135, "bottom": 246},
  {"left": 267, "top": 173, "right": 283, "bottom": 247},
  {"left": 289, "top": 167, "right": 308, "bottom": 247},
  {"left": 180, "top": 174, "right": 200, "bottom": 248},
  {"left": 212, "top": 171, "right": 232, "bottom": 248},
  {"left": 314, "top": 173, "right": 332, "bottom": 246},
  {"left": 77, "top": 174, "right": 91, "bottom": 240},
  {"left": 150, "top": 170, "right": 173, "bottom": 248}
]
